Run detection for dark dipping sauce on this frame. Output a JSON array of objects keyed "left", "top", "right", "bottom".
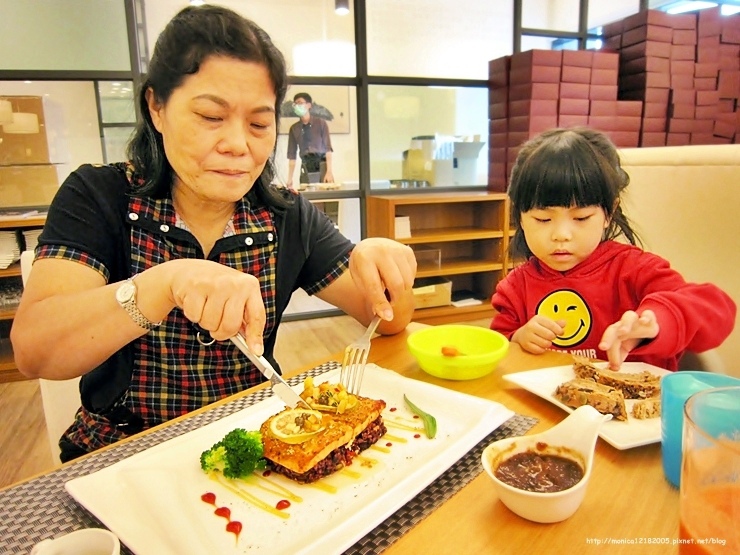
[{"left": 494, "top": 451, "right": 584, "bottom": 493}]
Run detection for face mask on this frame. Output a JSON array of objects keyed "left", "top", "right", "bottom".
[{"left": 293, "top": 104, "right": 308, "bottom": 117}]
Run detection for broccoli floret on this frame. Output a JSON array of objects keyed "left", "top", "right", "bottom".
[{"left": 200, "top": 428, "right": 266, "bottom": 479}]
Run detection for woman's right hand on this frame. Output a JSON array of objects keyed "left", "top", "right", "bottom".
[
  {"left": 143, "top": 259, "right": 267, "bottom": 353},
  {"left": 511, "top": 315, "right": 566, "bottom": 354}
]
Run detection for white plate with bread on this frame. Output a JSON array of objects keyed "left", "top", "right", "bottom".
[{"left": 504, "top": 360, "right": 670, "bottom": 450}]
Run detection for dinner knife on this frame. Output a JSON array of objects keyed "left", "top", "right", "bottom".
[{"left": 230, "top": 333, "right": 309, "bottom": 409}]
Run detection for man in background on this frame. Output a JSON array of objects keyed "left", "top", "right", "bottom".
[{"left": 286, "top": 92, "right": 334, "bottom": 189}]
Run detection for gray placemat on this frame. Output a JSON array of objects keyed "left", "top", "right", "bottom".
[{"left": 0, "top": 361, "right": 537, "bottom": 554}]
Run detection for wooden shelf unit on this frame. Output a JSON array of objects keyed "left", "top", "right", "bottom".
[
  {"left": 367, "top": 191, "right": 510, "bottom": 325},
  {"left": 0, "top": 215, "right": 46, "bottom": 382}
]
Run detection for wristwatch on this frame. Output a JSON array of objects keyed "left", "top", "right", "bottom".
[{"left": 115, "top": 278, "right": 162, "bottom": 331}]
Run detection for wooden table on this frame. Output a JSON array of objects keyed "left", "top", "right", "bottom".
[
  {"left": 370, "top": 323, "right": 680, "bottom": 555},
  {"left": 3, "top": 323, "right": 680, "bottom": 554}
]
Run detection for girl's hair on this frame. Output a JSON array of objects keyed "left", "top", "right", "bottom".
[
  {"left": 126, "top": 5, "right": 291, "bottom": 208},
  {"left": 507, "top": 127, "right": 640, "bottom": 260}
]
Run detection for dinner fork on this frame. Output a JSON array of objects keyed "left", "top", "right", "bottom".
[{"left": 340, "top": 315, "right": 382, "bottom": 395}]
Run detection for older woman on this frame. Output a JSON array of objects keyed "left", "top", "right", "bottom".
[{"left": 11, "top": 5, "right": 416, "bottom": 462}]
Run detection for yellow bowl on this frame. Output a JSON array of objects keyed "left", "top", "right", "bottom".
[{"left": 407, "top": 325, "right": 509, "bottom": 380}]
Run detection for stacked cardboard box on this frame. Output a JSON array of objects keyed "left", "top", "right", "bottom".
[
  {"left": 603, "top": 7, "right": 740, "bottom": 147},
  {"left": 488, "top": 8, "right": 740, "bottom": 190},
  {"left": 487, "top": 49, "right": 642, "bottom": 191}
]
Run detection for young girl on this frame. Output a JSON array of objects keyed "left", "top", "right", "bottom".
[{"left": 491, "top": 127, "right": 735, "bottom": 371}]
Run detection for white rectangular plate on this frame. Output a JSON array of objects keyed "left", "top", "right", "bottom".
[
  {"left": 65, "top": 364, "right": 514, "bottom": 555},
  {"left": 504, "top": 362, "right": 669, "bottom": 450}
]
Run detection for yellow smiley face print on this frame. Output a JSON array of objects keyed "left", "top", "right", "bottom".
[{"left": 536, "top": 289, "right": 592, "bottom": 348}]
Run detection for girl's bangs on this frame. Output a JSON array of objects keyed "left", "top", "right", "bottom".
[{"left": 514, "top": 143, "right": 611, "bottom": 211}]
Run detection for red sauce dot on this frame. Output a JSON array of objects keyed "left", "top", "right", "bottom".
[
  {"left": 262, "top": 470, "right": 272, "bottom": 477},
  {"left": 414, "top": 433, "right": 421, "bottom": 439},
  {"left": 201, "top": 492, "right": 216, "bottom": 505},
  {"left": 386, "top": 442, "right": 393, "bottom": 447},
  {"left": 226, "top": 520, "right": 242, "bottom": 539},
  {"left": 215, "top": 506, "right": 231, "bottom": 520},
  {"left": 412, "top": 415, "right": 420, "bottom": 419},
  {"left": 276, "top": 499, "right": 291, "bottom": 510},
  {"left": 389, "top": 407, "right": 397, "bottom": 412}
]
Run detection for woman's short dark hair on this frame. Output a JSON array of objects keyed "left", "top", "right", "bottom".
[
  {"left": 508, "top": 127, "right": 640, "bottom": 260},
  {"left": 127, "top": 5, "right": 290, "bottom": 207}
]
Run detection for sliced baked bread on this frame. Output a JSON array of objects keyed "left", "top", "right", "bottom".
[{"left": 554, "top": 378, "right": 628, "bottom": 421}]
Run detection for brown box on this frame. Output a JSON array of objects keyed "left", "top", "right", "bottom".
[
  {"left": 719, "top": 44, "right": 740, "bottom": 69},
  {"left": 671, "top": 74, "right": 695, "bottom": 90},
  {"left": 603, "top": 35, "right": 622, "bottom": 50},
  {"left": 561, "top": 65, "right": 591, "bottom": 84},
  {"left": 670, "top": 88, "right": 696, "bottom": 104},
  {"left": 0, "top": 165, "right": 60, "bottom": 208},
  {"left": 621, "top": 56, "right": 670, "bottom": 75},
  {"left": 621, "top": 87, "right": 670, "bottom": 103},
  {"left": 562, "top": 50, "right": 593, "bottom": 68},
  {"left": 671, "top": 13, "right": 697, "bottom": 30},
  {"left": 588, "top": 115, "right": 642, "bottom": 132},
  {"left": 559, "top": 82, "right": 590, "bottom": 99},
  {"left": 589, "top": 100, "right": 619, "bottom": 116},
  {"left": 508, "top": 115, "right": 558, "bottom": 134},
  {"left": 640, "top": 132, "right": 667, "bottom": 146},
  {"left": 489, "top": 102, "right": 507, "bottom": 119},
  {"left": 588, "top": 84, "right": 618, "bottom": 100},
  {"left": 670, "top": 103, "right": 695, "bottom": 119},
  {"left": 507, "top": 132, "right": 531, "bottom": 147},
  {"left": 509, "top": 65, "right": 562, "bottom": 85},
  {"left": 697, "top": 89, "right": 721, "bottom": 105},
  {"left": 509, "top": 82, "right": 560, "bottom": 100},
  {"left": 489, "top": 147, "right": 507, "bottom": 164},
  {"left": 592, "top": 51, "right": 619, "bottom": 70},
  {"left": 667, "top": 132, "right": 691, "bottom": 145},
  {"left": 643, "top": 102, "right": 669, "bottom": 118},
  {"left": 622, "top": 9, "right": 675, "bottom": 31},
  {"left": 489, "top": 56, "right": 510, "bottom": 76},
  {"left": 695, "top": 104, "right": 719, "bottom": 119},
  {"left": 591, "top": 68, "right": 618, "bottom": 85},
  {"left": 714, "top": 120, "right": 736, "bottom": 138},
  {"left": 489, "top": 70, "right": 509, "bottom": 89},
  {"left": 621, "top": 40, "right": 672, "bottom": 61},
  {"left": 698, "top": 7, "right": 722, "bottom": 38},
  {"left": 509, "top": 99, "right": 558, "bottom": 117},
  {"left": 671, "top": 60, "right": 696, "bottom": 75},
  {"left": 622, "top": 25, "right": 674, "bottom": 48},
  {"left": 718, "top": 99, "right": 737, "bottom": 112},
  {"left": 617, "top": 100, "right": 644, "bottom": 116},
  {"left": 510, "top": 49, "right": 563, "bottom": 69},
  {"left": 721, "top": 26, "right": 740, "bottom": 46},
  {"left": 673, "top": 29, "right": 697, "bottom": 46},
  {"left": 689, "top": 133, "right": 717, "bottom": 145},
  {"left": 620, "top": 71, "right": 671, "bottom": 91},
  {"left": 604, "top": 130, "right": 640, "bottom": 147},
  {"left": 694, "top": 77, "right": 718, "bottom": 91},
  {"left": 699, "top": 35, "right": 721, "bottom": 49},
  {"left": 412, "top": 277, "right": 452, "bottom": 309},
  {"left": 694, "top": 119, "right": 714, "bottom": 133},
  {"left": 558, "top": 114, "right": 589, "bottom": 127},
  {"left": 0, "top": 96, "right": 51, "bottom": 166},
  {"left": 671, "top": 44, "right": 697, "bottom": 61},
  {"left": 490, "top": 88, "right": 508, "bottom": 104},
  {"left": 490, "top": 131, "right": 507, "bottom": 149},
  {"left": 668, "top": 118, "right": 695, "bottom": 133},
  {"left": 642, "top": 117, "right": 667, "bottom": 132},
  {"left": 695, "top": 62, "right": 719, "bottom": 78},
  {"left": 718, "top": 71, "right": 740, "bottom": 98},
  {"left": 559, "top": 98, "right": 590, "bottom": 115}
]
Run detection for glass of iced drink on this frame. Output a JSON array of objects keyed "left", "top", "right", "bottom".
[{"left": 679, "top": 386, "right": 740, "bottom": 555}]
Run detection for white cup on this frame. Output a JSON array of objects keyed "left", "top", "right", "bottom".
[{"left": 30, "top": 528, "right": 120, "bottom": 555}]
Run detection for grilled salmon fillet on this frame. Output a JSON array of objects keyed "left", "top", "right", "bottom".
[{"left": 261, "top": 395, "right": 387, "bottom": 477}]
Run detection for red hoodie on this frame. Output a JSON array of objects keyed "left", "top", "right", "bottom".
[{"left": 491, "top": 241, "right": 736, "bottom": 370}]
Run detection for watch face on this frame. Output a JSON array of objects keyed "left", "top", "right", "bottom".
[{"left": 116, "top": 280, "right": 136, "bottom": 303}]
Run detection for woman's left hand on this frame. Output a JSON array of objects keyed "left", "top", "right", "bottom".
[
  {"left": 349, "top": 238, "right": 417, "bottom": 321},
  {"left": 599, "top": 309, "right": 660, "bottom": 370}
]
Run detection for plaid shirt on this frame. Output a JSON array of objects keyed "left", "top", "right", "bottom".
[{"left": 37, "top": 163, "right": 348, "bottom": 454}]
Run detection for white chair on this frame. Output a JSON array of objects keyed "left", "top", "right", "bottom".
[{"left": 20, "top": 250, "right": 81, "bottom": 463}]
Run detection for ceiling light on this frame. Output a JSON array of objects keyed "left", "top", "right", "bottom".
[{"left": 335, "top": 0, "right": 349, "bottom": 16}]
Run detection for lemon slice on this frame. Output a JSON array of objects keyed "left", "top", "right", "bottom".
[{"left": 269, "top": 409, "right": 325, "bottom": 444}]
